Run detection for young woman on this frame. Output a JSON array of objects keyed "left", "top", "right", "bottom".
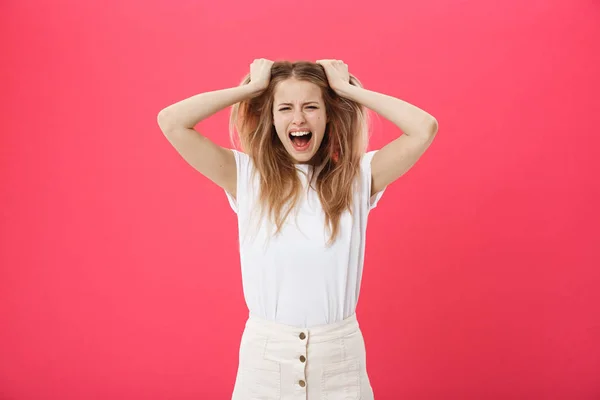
[{"left": 157, "top": 58, "right": 438, "bottom": 399}]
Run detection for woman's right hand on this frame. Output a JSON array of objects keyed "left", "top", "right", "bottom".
[{"left": 248, "top": 58, "right": 274, "bottom": 93}]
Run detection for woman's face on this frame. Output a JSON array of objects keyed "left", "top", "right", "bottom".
[{"left": 272, "top": 78, "right": 328, "bottom": 164}]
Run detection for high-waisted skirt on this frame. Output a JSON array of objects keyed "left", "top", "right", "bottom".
[{"left": 231, "top": 313, "right": 374, "bottom": 399}]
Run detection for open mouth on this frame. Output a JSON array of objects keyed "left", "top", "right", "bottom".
[{"left": 288, "top": 131, "right": 313, "bottom": 152}]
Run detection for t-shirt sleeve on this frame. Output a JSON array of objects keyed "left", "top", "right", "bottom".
[
  {"left": 361, "top": 150, "right": 386, "bottom": 210},
  {"left": 224, "top": 149, "right": 251, "bottom": 214}
]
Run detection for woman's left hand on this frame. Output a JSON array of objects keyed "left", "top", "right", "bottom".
[{"left": 316, "top": 59, "right": 350, "bottom": 94}]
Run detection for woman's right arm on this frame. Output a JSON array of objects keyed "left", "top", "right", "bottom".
[
  {"left": 157, "top": 59, "right": 273, "bottom": 199},
  {"left": 157, "top": 83, "right": 263, "bottom": 199}
]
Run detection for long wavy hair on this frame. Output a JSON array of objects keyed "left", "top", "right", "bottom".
[{"left": 229, "top": 60, "right": 371, "bottom": 246}]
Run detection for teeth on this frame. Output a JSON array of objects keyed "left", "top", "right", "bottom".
[{"left": 290, "top": 131, "right": 311, "bottom": 137}]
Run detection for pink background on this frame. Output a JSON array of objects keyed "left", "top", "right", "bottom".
[{"left": 2, "top": 0, "right": 599, "bottom": 399}]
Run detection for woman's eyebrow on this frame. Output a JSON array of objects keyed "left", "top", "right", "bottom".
[{"left": 277, "top": 101, "right": 319, "bottom": 106}]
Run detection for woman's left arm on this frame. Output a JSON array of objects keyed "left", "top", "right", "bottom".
[{"left": 336, "top": 83, "right": 438, "bottom": 196}]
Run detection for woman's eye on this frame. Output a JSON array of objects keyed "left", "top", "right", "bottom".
[{"left": 278, "top": 106, "right": 317, "bottom": 111}]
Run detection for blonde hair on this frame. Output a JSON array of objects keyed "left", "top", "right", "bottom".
[{"left": 229, "top": 60, "right": 371, "bottom": 246}]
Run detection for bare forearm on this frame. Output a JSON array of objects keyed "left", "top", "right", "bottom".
[
  {"left": 337, "top": 84, "right": 438, "bottom": 137},
  {"left": 157, "top": 83, "right": 262, "bottom": 130}
]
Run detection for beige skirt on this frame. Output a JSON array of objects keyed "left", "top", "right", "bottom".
[{"left": 231, "top": 313, "right": 374, "bottom": 400}]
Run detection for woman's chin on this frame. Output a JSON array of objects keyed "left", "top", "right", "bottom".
[{"left": 287, "top": 146, "right": 313, "bottom": 162}]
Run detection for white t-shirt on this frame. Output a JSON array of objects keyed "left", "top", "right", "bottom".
[{"left": 225, "top": 149, "right": 385, "bottom": 328}]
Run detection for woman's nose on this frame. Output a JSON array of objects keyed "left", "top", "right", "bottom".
[{"left": 292, "top": 109, "right": 306, "bottom": 124}]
